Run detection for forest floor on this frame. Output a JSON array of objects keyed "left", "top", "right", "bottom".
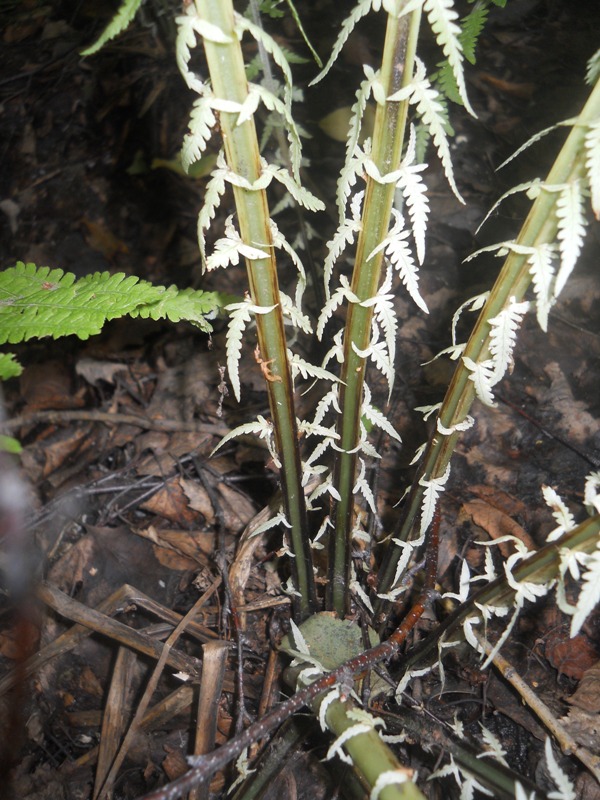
[{"left": 0, "top": 1, "right": 599, "bottom": 798}]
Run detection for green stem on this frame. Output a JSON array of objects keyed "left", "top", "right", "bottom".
[
  {"left": 329, "top": 6, "right": 422, "bottom": 615},
  {"left": 376, "top": 75, "right": 600, "bottom": 607},
  {"left": 310, "top": 691, "right": 427, "bottom": 800},
  {"left": 198, "top": 0, "right": 316, "bottom": 618}
]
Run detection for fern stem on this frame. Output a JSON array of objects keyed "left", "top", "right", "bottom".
[
  {"left": 197, "top": 0, "right": 316, "bottom": 618},
  {"left": 376, "top": 76, "right": 600, "bottom": 607},
  {"left": 328, "top": 6, "right": 422, "bottom": 615}
]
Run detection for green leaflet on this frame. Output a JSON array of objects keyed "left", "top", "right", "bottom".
[
  {"left": 81, "top": 0, "right": 145, "bottom": 56},
  {"left": 0, "top": 353, "right": 22, "bottom": 380}
]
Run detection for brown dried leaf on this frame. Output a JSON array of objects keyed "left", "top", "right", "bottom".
[
  {"left": 82, "top": 217, "right": 129, "bottom": 260},
  {"left": 567, "top": 661, "right": 600, "bottom": 711},
  {"left": 544, "top": 630, "right": 599, "bottom": 680},
  {"left": 560, "top": 706, "right": 600, "bottom": 753},
  {"left": 134, "top": 524, "right": 222, "bottom": 569},
  {"left": 140, "top": 476, "right": 202, "bottom": 526},
  {"left": 462, "top": 498, "right": 536, "bottom": 557}
]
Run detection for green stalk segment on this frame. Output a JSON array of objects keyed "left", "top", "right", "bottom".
[
  {"left": 329, "top": 7, "right": 422, "bottom": 615},
  {"left": 376, "top": 77, "right": 600, "bottom": 604},
  {"left": 312, "top": 692, "right": 427, "bottom": 800},
  {"left": 197, "top": 0, "right": 316, "bottom": 618}
]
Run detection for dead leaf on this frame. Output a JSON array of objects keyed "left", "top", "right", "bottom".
[
  {"left": 567, "top": 661, "right": 600, "bottom": 711},
  {"left": 560, "top": 706, "right": 600, "bottom": 753},
  {"left": 544, "top": 630, "right": 599, "bottom": 680},
  {"left": 81, "top": 217, "right": 129, "bottom": 260},
  {"left": 20, "top": 361, "right": 83, "bottom": 411},
  {"left": 162, "top": 745, "right": 188, "bottom": 780},
  {"left": 140, "top": 476, "right": 202, "bottom": 526},
  {"left": 181, "top": 477, "right": 256, "bottom": 534},
  {"left": 75, "top": 358, "right": 128, "bottom": 386},
  {"left": 78, "top": 665, "right": 104, "bottom": 698},
  {"left": 134, "top": 524, "right": 221, "bottom": 569},
  {"left": 479, "top": 72, "right": 535, "bottom": 99},
  {"left": 470, "top": 486, "right": 529, "bottom": 521},
  {"left": 462, "top": 498, "right": 536, "bottom": 556}
]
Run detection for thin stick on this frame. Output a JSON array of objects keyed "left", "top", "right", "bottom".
[
  {"left": 476, "top": 632, "right": 600, "bottom": 784},
  {"left": 96, "top": 582, "right": 222, "bottom": 800}
]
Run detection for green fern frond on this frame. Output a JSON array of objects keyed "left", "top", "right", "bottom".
[
  {"left": 0, "top": 263, "right": 221, "bottom": 347},
  {"left": 432, "top": 3, "right": 488, "bottom": 108},
  {"left": 81, "top": 0, "right": 145, "bottom": 56}
]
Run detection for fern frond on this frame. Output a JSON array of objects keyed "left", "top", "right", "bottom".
[
  {"left": 353, "top": 458, "right": 376, "bottom": 513},
  {"left": 418, "top": 464, "right": 451, "bottom": 537},
  {"left": 130, "top": 285, "right": 220, "bottom": 332},
  {"left": 345, "top": 70, "right": 376, "bottom": 177},
  {"left": 476, "top": 179, "right": 542, "bottom": 235},
  {"left": 451, "top": 291, "right": 488, "bottom": 345},
  {"left": 225, "top": 299, "right": 277, "bottom": 401},
  {"left": 269, "top": 220, "right": 308, "bottom": 310},
  {"left": 586, "top": 47, "right": 600, "bottom": 85},
  {"left": 423, "top": 0, "right": 475, "bottom": 116},
  {"left": 584, "top": 472, "right": 600, "bottom": 515},
  {"left": 266, "top": 164, "right": 325, "bottom": 211},
  {"left": 236, "top": 13, "right": 293, "bottom": 108},
  {"left": 542, "top": 485, "right": 576, "bottom": 537},
  {"left": 251, "top": 83, "right": 303, "bottom": 178},
  {"left": 317, "top": 277, "right": 360, "bottom": 339},
  {"left": 462, "top": 356, "right": 497, "bottom": 407},
  {"left": 324, "top": 192, "right": 363, "bottom": 296},
  {"left": 352, "top": 327, "right": 395, "bottom": 393},
  {"left": 207, "top": 217, "right": 270, "bottom": 271},
  {"left": 365, "top": 269, "right": 399, "bottom": 394},
  {"left": 211, "top": 415, "right": 275, "bottom": 456},
  {"left": 554, "top": 179, "right": 587, "bottom": 296},
  {"left": 279, "top": 293, "right": 312, "bottom": 333},
  {"left": 460, "top": 5, "right": 488, "bottom": 65},
  {"left": 320, "top": 331, "right": 345, "bottom": 376},
  {"left": 81, "top": 0, "right": 144, "bottom": 56},
  {"left": 0, "top": 263, "right": 219, "bottom": 345},
  {"left": 496, "top": 119, "right": 575, "bottom": 171},
  {"left": 198, "top": 156, "right": 228, "bottom": 267},
  {"left": 390, "top": 59, "right": 463, "bottom": 202},
  {"left": 571, "top": 543, "right": 600, "bottom": 637},
  {"left": 181, "top": 97, "right": 217, "bottom": 171},
  {"left": 175, "top": 5, "right": 221, "bottom": 94},
  {"left": 309, "top": 0, "right": 372, "bottom": 86},
  {"left": 488, "top": 297, "right": 529, "bottom": 382},
  {"left": 289, "top": 353, "right": 339, "bottom": 383},
  {"left": 361, "top": 385, "right": 401, "bottom": 442},
  {"left": 527, "top": 242, "right": 556, "bottom": 331},
  {"left": 396, "top": 159, "right": 430, "bottom": 265},
  {"left": 584, "top": 121, "right": 600, "bottom": 219},
  {"left": 544, "top": 738, "right": 576, "bottom": 800},
  {"left": 368, "top": 210, "right": 428, "bottom": 312}
]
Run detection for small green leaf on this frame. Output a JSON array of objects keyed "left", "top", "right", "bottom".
[
  {"left": 0, "top": 435, "right": 22, "bottom": 455},
  {"left": 0, "top": 353, "right": 23, "bottom": 380}
]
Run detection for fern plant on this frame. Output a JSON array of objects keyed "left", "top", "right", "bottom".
[{"left": 5, "top": 0, "right": 600, "bottom": 798}]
